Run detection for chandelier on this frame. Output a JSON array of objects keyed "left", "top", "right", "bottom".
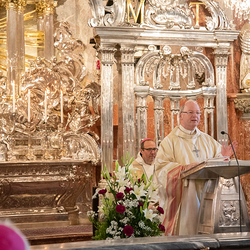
[{"left": 224, "top": 0, "right": 250, "bottom": 21}]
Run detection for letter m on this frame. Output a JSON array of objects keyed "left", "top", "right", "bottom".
[{"left": 127, "top": 0, "right": 145, "bottom": 23}]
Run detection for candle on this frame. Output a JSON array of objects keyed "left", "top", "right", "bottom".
[
  {"left": 45, "top": 89, "right": 47, "bottom": 123},
  {"left": 12, "top": 81, "right": 15, "bottom": 112},
  {"left": 28, "top": 90, "right": 31, "bottom": 122},
  {"left": 61, "top": 90, "right": 63, "bottom": 124}
]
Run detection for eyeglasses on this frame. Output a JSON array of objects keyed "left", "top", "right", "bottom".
[
  {"left": 142, "top": 148, "right": 158, "bottom": 152},
  {"left": 181, "top": 111, "right": 201, "bottom": 115}
]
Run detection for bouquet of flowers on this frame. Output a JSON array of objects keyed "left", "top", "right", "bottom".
[{"left": 87, "top": 155, "right": 165, "bottom": 240}]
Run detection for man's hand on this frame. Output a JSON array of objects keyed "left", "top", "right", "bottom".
[
  {"left": 221, "top": 141, "right": 238, "bottom": 157},
  {"left": 183, "top": 162, "right": 199, "bottom": 171}
]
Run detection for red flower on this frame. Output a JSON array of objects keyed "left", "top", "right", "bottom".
[
  {"left": 116, "top": 204, "right": 125, "bottom": 213},
  {"left": 138, "top": 201, "right": 143, "bottom": 209},
  {"left": 115, "top": 192, "right": 124, "bottom": 200},
  {"left": 157, "top": 206, "right": 164, "bottom": 214},
  {"left": 158, "top": 224, "right": 165, "bottom": 232},
  {"left": 98, "top": 189, "right": 107, "bottom": 195},
  {"left": 124, "top": 187, "right": 133, "bottom": 193},
  {"left": 123, "top": 225, "right": 134, "bottom": 237}
]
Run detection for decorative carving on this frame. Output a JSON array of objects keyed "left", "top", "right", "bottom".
[
  {"left": 89, "top": 0, "right": 232, "bottom": 31},
  {"left": 0, "top": 22, "right": 101, "bottom": 163},
  {"left": 135, "top": 46, "right": 214, "bottom": 89},
  {"left": 239, "top": 23, "right": 250, "bottom": 92},
  {"left": 88, "top": 0, "right": 126, "bottom": 27},
  {"left": 223, "top": 179, "right": 235, "bottom": 189},
  {"left": 0, "top": 161, "right": 95, "bottom": 225},
  {"left": 219, "top": 201, "right": 239, "bottom": 227},
  {"left": 235, "top": 93, "right": 250, "bottom": 120}
]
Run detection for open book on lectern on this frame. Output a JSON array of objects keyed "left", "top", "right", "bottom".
[{"left": 180, "top": 157, "right": 250, "bottom": 180}]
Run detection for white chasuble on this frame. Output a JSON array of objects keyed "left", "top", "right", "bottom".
[{"left": 155, "top": 125, "right": 222, "bottom": 236}]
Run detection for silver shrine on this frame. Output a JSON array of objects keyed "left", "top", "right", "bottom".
[{"left": 0, "top": 22, "right": 100, "bottom": 163}]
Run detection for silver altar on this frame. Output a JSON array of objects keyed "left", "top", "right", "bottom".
[
  {"left": 181, "top": 159, "right": 250, "bottom": 234},
  {"left": 0, "top": 160, "right": 98, "bottom": 227},
  {"left": 89, "top": 0, "right": 239, "bottom": 169},
  {"left": 0, "top": 7, "right": 101, "bottom": 233}
]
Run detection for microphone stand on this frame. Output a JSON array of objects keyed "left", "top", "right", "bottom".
[{"left": 221, "top": 131, "right": 241, "bottom": 233}]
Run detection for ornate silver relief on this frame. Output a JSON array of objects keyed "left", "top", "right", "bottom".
[
  {"left": 143, "top": 1, "right": 193, "bottom": 29},
  {"left": 235, "top": 93, "right": 250, "bottom": 120},
  {"left": 88, "top": 0, "right": 126, "bottom": 27},
  {"left": 89, "top": 0, "right": 232, "bottom": 31},
  {"left": 219, "top": 201, "right": 239, "bottom": 227},
  {"left": 135, "top": 45, "right": 214, "bottom": 90}
]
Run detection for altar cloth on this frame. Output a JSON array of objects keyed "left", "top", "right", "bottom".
[{"left": 30, "top": 232, "right": 250, "bottom": 250}]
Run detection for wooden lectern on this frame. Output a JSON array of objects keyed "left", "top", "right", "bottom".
[{"left": 181, "top": 158, "right": 250, "bottom": 234}]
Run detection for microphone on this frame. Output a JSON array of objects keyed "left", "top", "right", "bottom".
[{"left": 221, "top": 131, "right": 241, "bottom": 232}]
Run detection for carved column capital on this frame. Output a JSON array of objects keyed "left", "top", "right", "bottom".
[
  {"left": 98, "top": 45, "right": 117, "bottom": 65},
  {"left": 36, "top": 0, "right": 56, "bottom": 16},
  {"left": 135, "top": 90, "right": 148, "bottom": 108},
  {"left": 153, "top": 95, "right": 165, "bottom": 110},
  {"left": 120, "top": 46, "right": 136, "bottom": 64},
  {"left": 213, "top": 47, "right": 230, "bottom": 67},
  {"left": 235, "top": 93, "right": 250, "bottom": 120}
]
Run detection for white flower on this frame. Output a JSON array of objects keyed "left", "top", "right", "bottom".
[
  {"left": 105, "top": 191, "right": 114, "bottom": 200},
  {"left": 100, "top": 213, "right": 105, "bottom": 220},
  {"left": 131, "top": 184, "right": 147, "bottom": 199},
  {"left": 138, "top": 221, "right": 145, "bottom": 228},
  {"left": 106, "top": 221, "right": 118, "bottom": 236},
  {"left": 116, "top": 177, "right": 129, "bottom": 187},
  {"left": 92, "top": 188, "right": 101, "bottom": 199},
  {"left": 87, "top": 210, "right": 97, "bottom": 219},
  {"left": 116, "top": 166, "right": 126, "bottom": 180},
  {"left": 105, "top": 185, "right": 111, "bottom": 192},
  {"left": 143, "top": 208, "right": 157, "bottom": 221},
  {"left": 150, "top": 181, "right": 160, "bottom": 191},
  {"left": 124, "top": 199, "right": 138, "bottom": 208},
  {"left": 98, "top": 205, "right": 105, "bottom": 215},
  {"left": 128, "top": 164, "right": 138, "bottom": 175},
  {"left": 148, "top": 187, "right": 159, "bottom": 200},
  {"left": 120, "top": 217, "right": 130, "bottom": 224}
]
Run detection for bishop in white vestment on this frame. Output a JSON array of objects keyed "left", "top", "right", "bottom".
[{"left": 155, "top": 100, "right": 237, "bottom": 236}]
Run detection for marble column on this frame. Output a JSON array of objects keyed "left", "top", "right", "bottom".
[
  {"left": 99, "top": 44, "right": 116, "bottom": 172},
  {"left": 170, "top": 97, "right": 181, "bottom": 130},
  {"left": 214, "top": 47, "right": 230, "bottom": 143},
  {"left": 117, "top": 46, "right": 136, "bottom": 161},
  {"left": 16, "top": 1, "right": 26, "bottom": 96},
  {"left": 135, "top": 87, "right": 148, "bottom": 155},
  {"left": 36, "top": 0, "right": 55, "bottom": 60},
  {"left": 6, "top": 1, "right": 18, "bottom": 98},
  {"left": 204, "top": 95, "right": 215, "bottom": 137},
  {"left": 153, "top": 95, "right": 165, "bottom": 147}
]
